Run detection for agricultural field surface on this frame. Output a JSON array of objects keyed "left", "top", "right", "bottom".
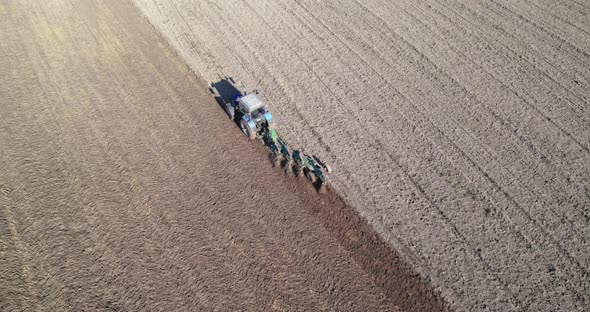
[
  {"left": 133, "top": 0, "right": 590, "bottom": 310},
  {"left": 0, "top": 0, "right": 446, "bottom": 310}
]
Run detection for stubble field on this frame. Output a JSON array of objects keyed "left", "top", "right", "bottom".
[{"left": 133, "top": 0, "right": 590, "bottom": 310}]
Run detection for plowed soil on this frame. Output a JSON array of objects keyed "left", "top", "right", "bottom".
[
  {"left": 0, "top": 0, "right": 445, "bottom": 311},
  {"left": 133, "top": 0, "right": 590, "bottom": 310}
]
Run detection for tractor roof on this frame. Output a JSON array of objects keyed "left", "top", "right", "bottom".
[{"left": 239, "top": 93, "right": 265, "bottom": 113}]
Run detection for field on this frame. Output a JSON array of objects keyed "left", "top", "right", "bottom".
[
  {"left": 133, "top": 0, "right": 590, "bottom": 310},
  {"left": 0, "top": 0, "right": 448, "bottom": 310}
]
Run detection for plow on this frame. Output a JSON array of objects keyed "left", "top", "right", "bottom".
[{"left": 210, "top": 77, "right": 331, "bottom": 190}]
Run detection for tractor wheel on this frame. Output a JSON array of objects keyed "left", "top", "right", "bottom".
[{"left": 240, "top": 120, "right": 255, "bottom": 140}]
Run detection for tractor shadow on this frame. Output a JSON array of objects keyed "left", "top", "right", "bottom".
[
  {"left": 209, "top": 77, "right": 243, "bottom": 126},
  {"left": 312, "top": 178, "right": 325, "bottom": 193}
]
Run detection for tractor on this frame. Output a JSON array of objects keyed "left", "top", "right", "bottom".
[
  {"left": 225, "top": 92, "right": 273, "bottom": 140},
  {"left": 210, "top": 77, "right": 273, "bottom": 140},
  {"left": 210, "top": 77, "right": 331, "bottom": 190}
]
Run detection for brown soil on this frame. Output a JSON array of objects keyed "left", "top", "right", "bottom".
[
  {"left": 0, "top": 0, "right": 445, "bottom": 311},
  {"left": 133, "top": 0, "right": 590, "bottom": 310}
]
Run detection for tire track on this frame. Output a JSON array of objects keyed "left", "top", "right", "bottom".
[
  {"left": 438, "top": 0, "right": 590, "bottom": 154},
  {"left": 493, "top": 0, "right": 590, "bottom": 55},
  {"left": 420, "top": 0, "right": 590, "bottom": 166},
  {"left": 522, "top": 0, "right": 590, "bottom": 34},
  {"left": 0, "top": 186, "right": 38, "bottom": 311},
  {"left": 370, "top": 0, "right": 585, "bottom": 270},
  {"left": 366, "top": 0, "right": 584, "bottom": 264}
]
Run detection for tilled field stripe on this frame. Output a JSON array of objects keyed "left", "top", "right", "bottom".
[
  {"left": 522, "top": 0, "right": 590, "bottom": 34},
  {"left": 297, "top": 0, "right": 589, "bottom": 306},
  {"left": 425, "top": 0, "right": 590, "bottom": 131},
  {"left": 380, "top": 0, "right": 588, "bottom": 251},
  {"left": 272, "top": 0, "right": 528, "bottom": 306},
  {"left": 372, "top": 0, "right": 590, "bottom": 253},
  {"left": 350, "top": 0, "right": 590, "bottom": 266},
  {"left": 484, "top": 0, "right": 590, "bottom": 61},
  {"left": 494, "top": 0, "right": 590, "bottom": 54},
  {"left": 0, "top": 186, "right": 37, "bottom": 311},
  {"left": 359, "top": 0, "right": 590, "bottom": 290}
]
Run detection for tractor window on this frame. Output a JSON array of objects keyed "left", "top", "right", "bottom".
[{"left": 252, "top": 107, "right": 265, "bottom": 118}]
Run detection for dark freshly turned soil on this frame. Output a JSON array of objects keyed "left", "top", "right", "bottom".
[{"left": 0, "top": 0, "right": 444, "bottom": 310}]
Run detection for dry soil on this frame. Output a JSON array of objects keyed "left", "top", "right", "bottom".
[
  {"left": 132, "top": 0, "right": 590, "bottom": 311},
  {"left": 0, "top": 0, "right": 445, "bottom": 311}
]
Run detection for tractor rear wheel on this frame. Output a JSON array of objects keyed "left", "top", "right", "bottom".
[{"left": 240, "top": 120, "right": 255, "bottom": 140}]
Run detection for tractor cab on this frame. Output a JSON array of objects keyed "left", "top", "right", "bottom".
[
  {"left": 238, "top": 93, "right": 273, "bottom": 126},
  {"left": 238, "top": 94, "right": 266, "bottom": 118}
]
